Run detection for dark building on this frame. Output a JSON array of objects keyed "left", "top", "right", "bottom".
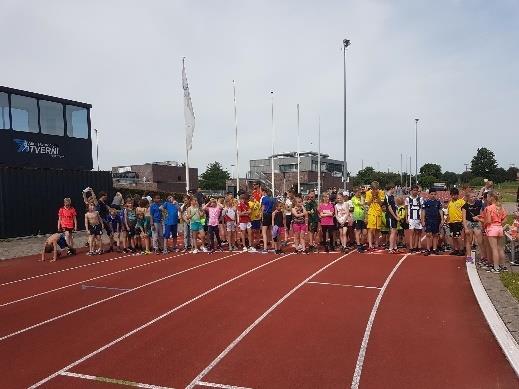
[{"left": 112, "top": 161, "right": 198, "bottom": 193}]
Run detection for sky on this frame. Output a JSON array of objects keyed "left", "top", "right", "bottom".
[{"left": 2, "top": 0, "right": 518, "bottom": 177}]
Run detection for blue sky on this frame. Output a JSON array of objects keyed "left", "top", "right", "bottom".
[{"left": 2, "top": 0, "right": 518, "bottom": 176}]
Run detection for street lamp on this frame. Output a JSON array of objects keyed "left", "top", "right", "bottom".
[
  {"left": 343, "top": 38, "right": 351, "bottom": 190},
  {"left": 414, "top": 118, "right": 419, "bottom": 185}
]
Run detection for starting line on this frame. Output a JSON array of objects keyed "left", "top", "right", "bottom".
[
  {"left": 81, "top": 285, "right": 131, "bottom": 292},
  {"left": 59, "top": 371, "right": 173, "bottom": 389},
  {"left": 306, "top": 281, "right": 381, "bottom": 290}
]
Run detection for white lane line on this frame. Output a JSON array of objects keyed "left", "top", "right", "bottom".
[
  {"left": 81, "top": 285, "right": 132, "bottom": 292},
  {"left": 197, "top": 381, "right": 253, "bottom": 389},
  {"left": 306, "top": 281, "right": 381, "bottom": 290},
  {"left": 0, "top": 253, "right": 134, "bottom": 287},
  {"left": 466, "top": 261, "right": 519, "bottom": 376},
  {"left": 0, "top": 253, "right": 185, "bottom": 307},
  {"left": 186, "top": 251, "right": 355, "bottom": 389},
  {"left": 28, "top": 253, "right": 293, "bottom": 388},
  {"left": 1, "top": 252, "right": 240, "bottom": 341},
  {"left": 59, "top": 371, "right": 174, "bottom": 388},
  {"left": 350, "top": 254, "right": 409, "bottom": 389}
]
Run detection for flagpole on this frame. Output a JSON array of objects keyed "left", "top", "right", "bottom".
[
  {"left": 233, "top": 80, "right": 239, "bottom": 195},
  {"left": 271, "top": 90, "right": 275, "bottom": 196},
  {"left": 185, "top": 148, "right": 190, "bottom": 193},
  {"left": 297, "top": 103, "right": 300, "bottom": 194},
  {"left": 182, "top": 57, "right": 195, "bottom": 194},
  {"left": 317, "top": 116, "right": 321, "bottom": 200}
]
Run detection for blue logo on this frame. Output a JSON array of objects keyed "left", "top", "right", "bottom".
[
  {"left": 13, "top": 138, "right": 63, "bottom": 158},
  {"left": 14, "top": 139, "right": 29, "bottom": 153}
]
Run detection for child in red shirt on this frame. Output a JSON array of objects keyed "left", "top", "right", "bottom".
[
  {"left": 58, "top": 197, "right": 77, "bottom": 250},
  {"left": 237, "top": 194, "right": 254, "bottom": 252}
]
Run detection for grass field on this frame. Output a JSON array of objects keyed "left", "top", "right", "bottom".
[
  {"left": 497, "top": 181, "right": 518, "bottom": 203},
  {"left": 501, "top": 272, "right": 519, "bottom": 302}
]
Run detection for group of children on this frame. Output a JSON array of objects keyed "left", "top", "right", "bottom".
[{"left": 41, "top": 183, "right": 515, "bottom": 274}]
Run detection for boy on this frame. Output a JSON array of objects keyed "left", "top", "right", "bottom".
[
  {"left": 150, "top": 194, "right": 165, "bottom": 254},
  {"left": 284, "top": 190, "right": 295, "bottom": 243},
  {"left": 261, "top": 188, "right": 276, "bottom": 253},
  {"left": 57, "top": 197, "right": 77, "bottom": 250},
  {"left": 365, "top": 181, "right": 385, "bottom": 250},
  {"left": 351, "top": 187, "right": 367, "bottom": 252},
  {"left": 161, "top": 195, "right": 180, "bottom": 252},
  {"left": 107, "top": 208, "right": 122, "bottom": 252},
  {"left": 41, "top": 232, "right": 76, "bottom": 262},
  {"left": 421, "top": 189, "right": 443, "bottom": 255},
  {"left": 238, "top": 193, "right": 255, "bottom": 252},
  {"left": 396, "top": 196, "right": 408, "bottom": 248},
  {"left": 448, "top": 187, "right": 466, "bottom": 256},
  {"left": 305, "top": 190, "right": 319, "bottom": 252},
  {"left": 249, "top": 194, "right": 262, "bottom": 250},
  {"left": 271, "top": 202, "right": 285, "bottom": 254},
  {"left": 384, "top": 185, "right": 399, "bottom": 253},
  {"left": 406, "top": 185, "right": 424, "bottom": 253},
  {"left": 85, "top": 203, "right": 103, "bottom": 255}
]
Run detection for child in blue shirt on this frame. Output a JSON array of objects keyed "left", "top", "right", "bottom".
[
  {"left": 161, "top": 195, "right": 180, "bottom": 253},
  {"left": 421, "top": 189, "right": 443, "bottom": 255}
]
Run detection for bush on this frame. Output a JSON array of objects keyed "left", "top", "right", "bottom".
[
  {"left": 117, "top": 188, "right": 184, "bottom": 202},
  {"left": 469, "top": 177, "right": 485, "bottom": 187}
]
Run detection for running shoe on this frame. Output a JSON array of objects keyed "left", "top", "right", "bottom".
[
  {"left": 488, "top": 267, "right": 501, "bottom": 273},
  {"left": 260, "top": 249, "right": 268, "bottom": 254},
  {"left": 499, "top": 265, "right": 509, "bottom": 272},
  {"left": 201, "top": 246, "right": 209, "bottom": 253},
  {"left": 248, "top": 247, "right": 257, "bottom": 253},
  {"left": 242, "top": 247, "right": 248, "bottom": 252},
  {"left": 192, "top": 249, "right": 199, "bottom": 254}
]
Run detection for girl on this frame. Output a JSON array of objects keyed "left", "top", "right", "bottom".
[
  {"left": 483, "top": 191, "right": 507, "bottom": 273},
  {"left": 318, "top": 193, "right": 335, "bottom": 252},
  {"left": 136, "top": 198, "right": 151, "bottom": 254},
  {"left": 222, "top": 197, "right": 237, "bottom": 251},
  {"left": 187, "top": 197, "right": 207, "bottom": 253},
  {"left": 124, "top": 199, "right": 138, "bottom": 253},
  {"left": 203, "top": 198, "right": 223, "bottom": 252},
  {"left": 396, "top": 196, "right": 407, "bottom": 250},
  {"left": 181, "top": 195, "right": 192, "bottom": 251},
  {"left": 218, "top": 197, "right": 226, "bottom": 245},
  {"left": 271, "top": 202, "right": 285, "bottom": 254},
  {"left": 335, "top": 192, "right": 350, "bottom": 252},
  {"left": 462, "top": 192, "right": 485, "bottom": 263},
  {"left": 291, "top": 195, "right": 308, "bottom": 253}
]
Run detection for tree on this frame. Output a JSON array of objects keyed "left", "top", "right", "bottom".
[
  {"left": 459, "top": 171, "right": 474, "bottom": 184},
  {"left": 354, "top": 167, "right": 376, "bottom": 185},
  {"left": 507, "top": 166, "right": 519, "bottom": 181},
  {"left": 198, "top": 162, "right": 230, "bottom": 190},
  {"left": 469, "top": 176, "right": 485, "bottom": 187},
  {"left": 442, "top": 171, "right": 458, "bottom": 187},
  {"left": 493, "top": 167, "right": 508, "bottom": 184},
  {"left": 470, "top": 147, "right": 498, "bottom": 179},
  {"left": 419, "top": 163, "right": 442, "bottom": 179},
  {"left": 419, "top": 175, "right": 436, "bottom": 189}
]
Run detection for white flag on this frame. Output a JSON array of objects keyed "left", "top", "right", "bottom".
[{"left": 182, "top": 59, "right": 195, "bottom": 151}]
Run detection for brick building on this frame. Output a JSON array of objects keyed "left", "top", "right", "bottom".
[{"left": 112, "top": 161, "right": 198, "bottom": 193}]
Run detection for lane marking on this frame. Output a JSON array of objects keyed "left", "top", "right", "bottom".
[
  {"left": 81, "top": 285, "right": 132, "bottom": 292},
  {"left": 466, "top": 261, "right": 519, "bottom": 376},
  {"left": 186, "top": 251, "right": 355, "bottom": 389},
  {"left": 306, "top": 281, "right": 381, "bottom": 290},
  {"left": 197, "top": 381, "right": 253, "bottom": 389},
  {"left": 59, "top": 371, "right": 173, "bottom": 388},
  {"left": 1, "top": 252, "right": 240, "bottom": 341},
  {"left": 350, "top": 254, "right": 409, "bottom": 389},
  {"left": 0, "top": 253, "right": 134, "bottom": 287},
  {"left": 0, "top": 253, "right": 185, "bottom": 307},
  {"left": 28, "top": 253, "right": 293, "bottom": 388}
]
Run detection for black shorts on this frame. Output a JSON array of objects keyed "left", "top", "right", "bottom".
[
  {"left": 308, "top": 221, "right": 318, "bottom": 233},
  {"left": 386, "top": 214, "right": 398, "bottom": 229},
  {"left": 425, "top": 220, "right": 440, "bottom": 234},
  {"left": 285, "top": 215, "right": 293, "bottom": 231},
  {"left": 353, "top": 220, "right": 366, "bottom": 231},
  {"left": 61, "top": 227, "right": 74, "bottom": 233},
  {"left": 89, "top": 224, "right": 103, "bottom": 236},
  {"left": 127, "top": 225, "right": 136, "bottom": 237},
  {"left": 102, "top": 220, "right": 113, "bottom": 236},
  {"left": 449, "top": 222, "right": 463, "bottom": 238},
  {"left": 262, "top": 213, "right": 272, "bottom": 227}
]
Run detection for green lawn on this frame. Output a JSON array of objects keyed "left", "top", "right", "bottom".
[
  {"left": 497, "top": 181, "right": 517, "bottom": 203},
  {"left": 501, "top": 272, "right": 519, "bottom": 302}
]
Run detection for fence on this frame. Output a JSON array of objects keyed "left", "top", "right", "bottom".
[{"left": 0, "top": 167, "right": 113, "bottom": 238}]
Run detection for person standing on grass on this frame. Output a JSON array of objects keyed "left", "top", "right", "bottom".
[
  {"left": 483, "top": 191, "right": 507, "bottom": 273},
  {"left": 365, "top": 181, "right": 385, "bottom": 251},
  {"left": 421, "top": 189, "right": 443, "bottom": 255},
  {"left": 161, "top": 195, "right": 180, "bottom": 253},
  {"left": 238, "top": 193, "right": 254, "bottom": 252},
  {"left": 260, "top": 188, "right": 276, "bottom": 253},
  {"left": 41, "top": 232, "right": 75, "bottom": 262},
  {"left": 305, "top": 190, "right": 319, "bottom": 252},
  {"left": 405, "top": 185, "right": 424, "bottom": 253},
  {"left": 58, "top": 198, "right": 77, "bottom": 251},
  {"left": 291, "top": 195, "right": 308, "bottom": 253},
  {"left": 447, "top": 187, "right": 466, "bottom": 256},
  {"left": 318, "top": 193, "right": 335, "bottom": 252}
]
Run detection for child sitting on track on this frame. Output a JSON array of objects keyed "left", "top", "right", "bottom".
[{"left": 41, "top": 232, "right": 76, "bottom": 262}]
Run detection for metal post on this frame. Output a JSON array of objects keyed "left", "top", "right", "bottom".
[
  {"left": 400, "top": 153, "right": 403, "bottom": 187},
  {"left": 297, "top": 103, "right": 301, "bottom": 194},
  {"left": 271, "top": 90, "right": 275, "bottom": 196},
  {"left": 415, "top": 118, "right": 419, "bottom": 185},
  {"left": 94, "top": 128, "right": 99, "bottom": 171},
  {"left": 317, "top": 116, "right": 321, "bottom": 200},
  {"left": 343, "top": 39, "right": 351, "bottom": 190},
  {"left": 233, "top": 80, "right": 239, "bottom": 194}
]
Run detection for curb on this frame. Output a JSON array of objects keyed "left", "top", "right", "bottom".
[{"left": 466, "top": 261, "right": 519, "bottom": 376}]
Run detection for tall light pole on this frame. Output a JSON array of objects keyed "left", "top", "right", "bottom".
[
  {"left": 297, "top": 103, "right": 301, "bottom": 194},
  {"left": 233, "top": 80, "right": 239, "bottom": 194},
  {"left": 414, "top": 118, "right": 419, "bottom": 185},
  {"left": 271, "top": 90, "right": 275, "bottom": 196},
  {"left": 343, "top": 38, "right": 351, "bottom": 190},
  {"left": 317, "top": 115, "right": 321, "bottom": 200},
  {"left": 94, "top": 128, "right": 99, "bottom": 171}
]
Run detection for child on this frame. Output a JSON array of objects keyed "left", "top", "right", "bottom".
[
  {"left": 107, "top": 208, "right": 122, "bottom": 252},
  {"left": 396, "top": 196, "right": 408, "bottom": 249},
  {"left": 162, "top": 195, "right": 180, "bottom": 253},
  {"left": 85, "top": 203, "right": 103, "bottom": 255},
  {"left": 305, "top": 190, "right": 319, "bottom": 252},
  {"left": 187, "top": 197, "right": 208, "bottom": 253},
  {"left": 439, "top": 200, "right": 451, "bottom": 252},
  {"left": 406, "top": 185, "right": 424, "bottom": 253},
  {"left": 379, "top": 205, "right": 389, "bottom": 248},
  {"left": 462, "top": 192, "right": 484, "bottom": 263},
  {"left": 149, "top": 194, "right": 164, "bottom": 255},
  {"left": 351, "top": 188, "right": 367, "bottom": 252},
  {"left": 57, "top": 197, "right": 77, "bottom": 251},
  {"left": 384, "top": 185, "right": 399, "bottom": 253},
  {"left": 272, "top": 202, "right": 285, "bottom": 254},
  {"left": 41, "top": 232, "right": 76, "bottom": 262},
  {"left": 291, "top": 195, "right": 308, "bottom": 253},
  {"left": 483, "top": 191, "right": 507, "bottom": 272},
  {"left": 335, "top": 192, "right": 350, "bottom": 252},
  {"left": 222, "top": 197, "right": 237, "bottom": 251},
  {"left": 124, "top": 199, "right": 138, "bottom": 253},
  {"left": 318, "top": 193, "right": 335, "bottom": 252},
  {"left": 261, "top": 188, "right": 276, "bottom": 253},
  {"left": 135, "top": 211, "right": 151, "bottom": 254},
  {"left": 181, "top": 195, "right": 192, "bottom": 251},
  {"left": 203, "top": 198, "right": 223, "bottom": 252},
  {"left": 365, "top": 181, "right": 385, "bottom": 250},
  {"left": 249, "top": 195, "right": 262, "bottom": 250},
  {"left": 284, "top": 190, "right": 295, "bottom": 243},
  {"left": 238, "top": 194, "right": 255, "bottom": 252},
  {"left": 421, "top": 189, "right": 443, "bottom": 255},
  {"left": 447, "top": 187, "right": 465, "bottom": 256}
]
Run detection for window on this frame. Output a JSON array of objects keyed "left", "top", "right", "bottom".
[
  {"left": 0, "top": 92, "right": 9, "bottom": 130},
  {"left": 39, "top": 100, "right": 64, "bottom": 136},
  {"left": 10, "top": 94, "right": 39, "bottom": 133},
  {"left": 66, "top": 105, "right": 88, "bottom": 138}
]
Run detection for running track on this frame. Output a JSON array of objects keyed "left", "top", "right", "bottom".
[{"left": 1, "top": 249, "right": 518, "bottom": 388}]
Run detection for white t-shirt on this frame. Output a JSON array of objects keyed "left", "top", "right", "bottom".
[
  {"left": 285, "top": 198, "right": 293, "bottom": 216},
  {"left": 335, "top": 202, "right": 350, "bottom": 225}
]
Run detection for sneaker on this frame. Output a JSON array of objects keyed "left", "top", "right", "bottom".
[
  {"left": 86, "top": 251, "right": 94, "bottom": 256},
  {"left": 488, "top": 267, "right": 501, "bottom": 273},
  {"left": 144, "top": 250, "right": 151, "bottom": 255},
  {"left": 163, "top": 249, "right": 168, "bottom": 255},
  {"left": 275, "top": 249, "right": 283, "bottom": 254},
  {"left": 248, "top": 247, "right": 257, "bottom": 253},
  {"left": 242, "top": 247, "right": 248, "bottom": 252},
  {"left": 260, "top": 249, "right": 268, "bottom": 254},
  {"left": 499, "top": 265, "right": 509, "bottom": 272},
  {"left": 95, "top": 249, "right": 103, "bottom": 255},
  {"left": 449, "top": 250, "right": 459, "bottom": 256},
  {"left": 201, "top": 246, "right": 209, "bottom": 253},
  {"left": 192, "top": 249, "right": 199, "bottom": 254}
]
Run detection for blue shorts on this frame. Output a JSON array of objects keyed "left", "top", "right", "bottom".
[
  {"left": 251, "top": 220, "right": 261, "bottom": 230},
  {"left": 163, "top": 224, "right": 178, "bottom": 239},
  {"left": 57, "top": 234, "right": 68, "bottom": 249},
  {"left": 190, "top": 221, "right": 203, "bottom": 232},
  {"left": 425, "top": 220, "right": 440, "bottom": 234}
]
